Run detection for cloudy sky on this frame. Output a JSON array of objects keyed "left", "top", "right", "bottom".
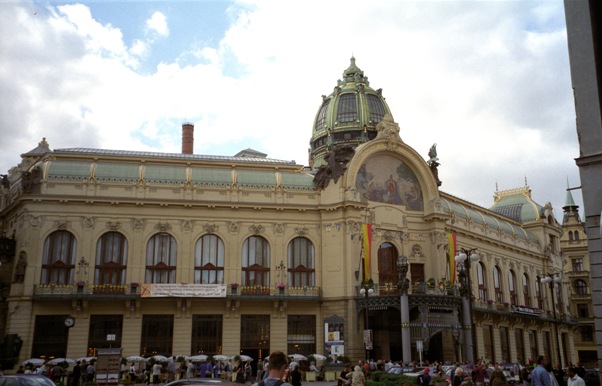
[{"left": 0, "top": 0, "right": 583, "bottom": 218}]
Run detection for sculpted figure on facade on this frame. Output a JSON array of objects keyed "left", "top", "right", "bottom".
[{"left": 13, "top": 252, "right": 27, "bottom": 283}]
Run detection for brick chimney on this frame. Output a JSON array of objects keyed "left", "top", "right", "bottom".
[{"left": 182, "top": 123, "right": 194, "bottom": 154}]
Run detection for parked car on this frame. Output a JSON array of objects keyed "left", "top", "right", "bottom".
[{"left": 0, "top": 375, "right": 57, "bottom": 386}]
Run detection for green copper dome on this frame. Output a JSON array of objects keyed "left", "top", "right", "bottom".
[{"left": 309, "top": 57, "right": 392, "bottom": 169}]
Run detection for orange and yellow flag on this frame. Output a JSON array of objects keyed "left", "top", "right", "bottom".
[{"left": 447, "top": 233, "right": 457, "bottom": 282}]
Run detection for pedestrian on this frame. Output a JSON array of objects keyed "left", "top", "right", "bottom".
[
  {"left": 432, "top": 366, "right": 447, "bottom": 386},
  {"left": 86, "top": 362, "right": 96, "bottom": 383},
  {"left": 348, "top": 366, "right": 366, "bottom": 386},
  {"left": 521, "top": 364, "right": 532, "bottom": 386},
  {"left": 130, "top": 363, "right": 137, "bottom": 383},
  {"left": 531, "top": 357, "right": 552, "bottom": 386},
  {"left": 418, "top": 367, "right": 431, "bottom": 386},
  {"left": 251, "top": 351, "right": 292, "bottom": 386},
  {"left": 290, "top": 364, "right": 302, "bottom": 386},
  {"left": 167, "top": 357, "right": 176, "bottom": 383},
  {"left": 152, "top": 361, "right": 162, "bottom": 386},
  {"left": 489, "top": 364, "right": 507, "bottom": 386},
  {"left": 566, "top": 367, "right": 585, "bottom": 386},
  {"left": 474, "top": 361, "right": 487, "bottom": 386}
]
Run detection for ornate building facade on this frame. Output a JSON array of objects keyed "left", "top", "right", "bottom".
[
  {"left": 0, "top": 58, "right": 579, "bottom": 368},
  {"left": 561, "top": 189, "right": 598, "bottom": 367}
]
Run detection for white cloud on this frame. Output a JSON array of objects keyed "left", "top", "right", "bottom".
[
  {"left": 0, "top": 0, "right": 582, "bottom": 219},
  {"left": 146, "top": 11, "right": 169, "bottom": 37}
]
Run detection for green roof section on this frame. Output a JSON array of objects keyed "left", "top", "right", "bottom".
[
  {"left": 95, "top": 163, "right": 139, "bottom": 183},
  {"left": 564, "top": 189, "right": 577, "bottom": 207},
  {"left": 280, "top": 172, "right": 315, "bottom": 190},
  {"left": 144, "top": 165, "right": 187, "bottom": 184},
  {"left": 190, "top": 167, "right": 231, "bottom": 187},
  {"left": 489, "top": 186, "right": 542, "bottom": 223},
  {"left": 237, "top": 170, "right": 276, "bottom": 188},
  {"left": 439, "top": 196, "right": 538, "bottom": 243},
  {"left": 47, "top": 161, "right": 91, "bottom": 181}
]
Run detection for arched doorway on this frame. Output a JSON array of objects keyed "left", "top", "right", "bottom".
[{"left": 378, "top": 242, "right": 399, "bottom": 295}]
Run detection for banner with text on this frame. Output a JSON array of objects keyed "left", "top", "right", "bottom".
[{"left": 140, "top": 283, "right": 226, "bottom": 298}]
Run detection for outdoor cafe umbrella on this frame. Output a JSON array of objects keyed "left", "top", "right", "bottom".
[
  {"left": 310, "top": 354, "right": 327, "bottom": 361},
  {"left": 231, "top": 355, "right": 252, "bottom": 362},
  {"left": 48, "top": 358, "right": 76, "bottom": 366},
  {"left": 213, "top": 355, "right": 229, "bottom": 361},
  {"left": 150, "top": 355, "right": 169, "bottom": 362},
  {"left": 288, "top": 354, "right": 307, "bottom": 361},
  {"left": 126, "top": 356, "right": 147, "bottom": 363},
  {"left": 22, "top": 358, "right": 44, "bottom": 366},
  {"left": 190, "top": 355, "right": 208, "bottom": 362}
]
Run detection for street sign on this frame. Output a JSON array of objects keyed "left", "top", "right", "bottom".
[{"left": 363, "top": 329, "right": 373, "bottom": 350}]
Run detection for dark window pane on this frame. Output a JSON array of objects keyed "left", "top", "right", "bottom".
[
  {"left": 145, "top": 233, "right": 177, "bottom": 284},
  {"left": 141, "top": 315, "right": 173, "bottom": 356},
  {"left": 337, "top": 94, "right": 357, "bottom": 123},
  {"left": 315, "top": 100, "right": 330, "bottom": 132},
  {"left": 88, "top": 315, "right": 123, "bottom": 356},
  {"left": 95, "top": 232, "right": 128, "bottom": 285},
  {"left": 32, "top": 315, "right": 68, "bottom": 358},
  {"left": 367, "top": 94, "right": 386, "bottom": 123},
  {"left": 191, "top": 315, "right": 223, "bottom": 354},
  {"left": 287, "top": 237, "right": 315, "bottom": 287}
]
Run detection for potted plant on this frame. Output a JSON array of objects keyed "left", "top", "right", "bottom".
[
  {"left": 130, "top": 282, "right": 139, "bottom": 294},
  {"left": 276, "top": 283, "right": 286, "bottom": 294},
  {"left": 230, "top": 282, "right": 239, "bottom": 294},
  {"left": 76, "top": 281, "right": 85, "bottom": 293}
]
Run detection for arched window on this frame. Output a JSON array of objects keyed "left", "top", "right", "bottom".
[
  {"left": 509, "top": 270, "right": 518, "bottom": 305},
  {"left": 569, "top": 231, "right": 574, "bottom": 241},
  {"left": 575, "top": 231, "right": 580, "bottom": 241},
  {"left": 242, "top": 236, "right": 270, "bottom": 286},
  {"left": 574, "top": 280, "right": 588, "bottom": 296},
  {"left": 522, "top": 273, "right": 531, "bottom": 307},
  {"left": 377, "top": 242, "right": 399, "bottom": 294},
  {"left": 95, "top": 232, "right": 128, "bottom": 285},
  {"left": 41, "top": 230, "right": 77, "bottom": 285},
  {"left": 287, "top": 237, "right": 315, "bottom": 287},
  {"left": 194, "top": 234, "right": 224, "bottom": 284},
  {"left": 493, "top": 266, "right": 503, "bottom": 303},
  {"left": 477, "top": 262, "right": 488, "bottom": 301},
  {"left": 145, "top": 233, "right": 177, "bottom": 283}
]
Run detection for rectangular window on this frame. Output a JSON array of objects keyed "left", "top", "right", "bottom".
[
  {"left": 515, "top": 329, "right": 525, "bottom": 365},
  {"left": 577, "top": 304, "right": 589, "bottom": 318},
  {"left": 572, "top": 258, "right": 584, "bottom": 272},
  {"left": 543, "top": 331, "right": 551, "bottom": 362},
  {"left": 483, "top": 325, "right": 495, "bottom": 363},
  {"left": 529, "top": 330, "right": 538, "bottom": 360},
  {"left": 141, "top": 315, "right": 173, "bottom": 356},
  {"left": 337, "top": 94, "right": 357, "bottom": 123},
  {"left": 410, "top": 264, "right": 425, "bottom": 286},
  {"left": 32, "top": 315, "right": 69, "bottom": 358},
  {"left": 500, "top": 327, "right": 510, "bottom": 363},
  {"left": 88, "top": 315, "right": 123, "bottom": 357},
  {"left": 287, "top": 315, "right": 316, "bottom": 355},
  {"left": 241, "top": 315, "right": 270, "bottom": 359},
  {"left": 191, "top": 315, "right": 223, "bottom": 355},
  {"left": 580, "top": 326, "right": 594, "bottom": 342}
]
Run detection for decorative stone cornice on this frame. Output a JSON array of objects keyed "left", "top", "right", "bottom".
[
  {"left": 106, "top": 221, "right": 122, "bottom": 231},
  {"left": 154, "top": 222, "right": 172, "bottom": 232}
]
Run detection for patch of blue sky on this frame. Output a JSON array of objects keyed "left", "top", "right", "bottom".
[{"left": 50, "top": 1, "right": 234, "bottom": 73}]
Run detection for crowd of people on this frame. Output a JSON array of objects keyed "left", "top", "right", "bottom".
[{"left": 4, "top": 354, "right": 594, "bottom": 386}]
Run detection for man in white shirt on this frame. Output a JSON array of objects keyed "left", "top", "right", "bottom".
[{"left": 566, "top": 367, "right": 585, "bottom": 386}]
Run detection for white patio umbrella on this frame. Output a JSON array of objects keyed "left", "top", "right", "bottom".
[
  {"left": 288, "top": 354, "right": 307, "bottom": 361},
  {"left": 232, "top": 355, "right": 252, "bottom": 362},
  {"left": 310, "top": 354, "right": 327, "bottom": 361},
  {"left": 150, "top": 355, "right": 169, "bottom": 362},
  {"left": 48, "top": 358, "right": 76, "bottom": 365},
  {"left": 190, "top": 355, "right": 208, "bottom": 362},
  {"left": 212, "top": 355, "right": 229, "bottom": 361},
  {"left": 126, "top": 356, "right": 147, "bottom": 363},
  {"left": 22, "top": 358, "right": 45, "bottom": 366}
]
